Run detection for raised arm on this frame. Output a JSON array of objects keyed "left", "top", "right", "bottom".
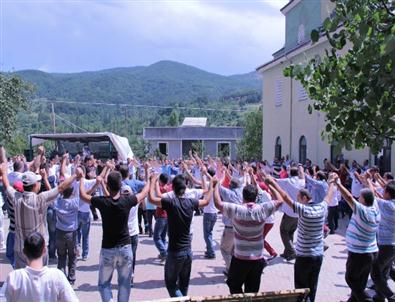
[
  {"left": 184, "top": 162, "right": 203, "bottom": 186},
  {"left": 149, "top": 174, "right": 162, "bottom": 206},
  {"left": 78, "top": 169, "right": 92, "bottom": 204},
  {"left": 298, "top": 164, "right": 305, "bottom": 180},
  {"left": 324, "top": 173, "right": 336, "bottom": 205},
  {"left": 135, "top": 178, "right": 150, "bottom": 204},
  {"left": 334, "top": 175, "right": 355, "bottom": 211},
  {"left": 40, "top": 168, "right": 52, "bottom": 191},
  {"left": 0, "top": 163, "right": 10, "bottom": 189},
  {"left": 213, "top": 181, "right": 224, "bottom": 212},
  {"left": 198, "top": 178, "right": 214, "bottom": 208},
  {"left": 265, "top": 175, "right": 293, "bottom": 208}
]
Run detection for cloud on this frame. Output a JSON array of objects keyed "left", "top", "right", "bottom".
[{"left": 2, "top": 0, "right": 286, "bottom": 74}]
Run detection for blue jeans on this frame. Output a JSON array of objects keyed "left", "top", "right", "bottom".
[
  {"left": 203, "top": 213, "right": 217, "bottom": 257},
  {"left": 47, "top": 206, "right": 57, "bottom": 258},
  {"left": 98, "top": 245, "right": 133, "bottom": 302},
  {"left": 130, "top": 235, "right": 138, "bottom": 279},
  {"left": 153, "top": 218, "right": 168, "bottom": 257},
  {"left": 165, "top": 249, "right": 192, "bottom": 297},
  {"left": 77, "top": 211, "right": 90, "bottom": 258},
  {"left": 6, "top": 232, "right": 15, "bottom": 268}
]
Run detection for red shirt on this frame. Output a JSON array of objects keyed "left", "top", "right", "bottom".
[{"left": 155, "top": 184, "right": 172, "bottom": 218}]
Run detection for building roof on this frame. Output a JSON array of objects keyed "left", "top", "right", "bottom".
[
  {"left": 181, "top": 117, "right": 207, "bottom": 127},
  {"left": 143, "top": 126, "right": 243, "bottom": 141}
]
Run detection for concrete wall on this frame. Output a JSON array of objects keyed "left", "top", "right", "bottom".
[{"left": 147, "top": 140, "right": 239, "bottom": 160}]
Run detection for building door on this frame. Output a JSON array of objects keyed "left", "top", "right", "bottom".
[
  {"left": 376, "top": 139, "right": 392, "bottom": 173},
  {"left": 330, "top": 142, "right": 342, "bottom": 164},
  {"left": 299, "top": 136, "right": 307, "bottom": 164},
  {"left": 217, "top": 142, "right": 230, "bottom": 158},
  {"left": 158, "top": 142, "right": 168, "bottom": 156}
]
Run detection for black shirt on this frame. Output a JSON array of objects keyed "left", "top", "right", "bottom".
[
  {"left": 91, "top": 195, "right": 138, "bottom": 249},
  {"left": 161, "top": 196, "right": 199, "bottom": 252}
]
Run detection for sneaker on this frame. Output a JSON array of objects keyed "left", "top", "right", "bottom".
[
  {"left": 329, "top": 230, "right": 335, "bottom": 234},
  {"left": 204, "top": 254, "right": 216, "bottom": 259},
  {"left": 69, "top": 280, "right": 75, "bottom": 286},
  {"left": 81, "top": 256, "right": 88, "bottom": 261},
  {"left": 222, "top": 270, "right": 228, "bottom": 277}
]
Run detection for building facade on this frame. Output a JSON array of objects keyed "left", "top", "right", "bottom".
[
  {"left": 143, "top": 118, "right": 243, "bottom": 160},
  {"left": 257, "top": 0, "right": 393, "bottom": 172}
]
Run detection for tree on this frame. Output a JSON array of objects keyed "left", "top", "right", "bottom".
[
  {"left": 238, "top": 107, "right": 263, "bottom": 160},
  {"left": 0, "top": 74, "right": 33, "bottom": 143},
  {"left": 283, "top": 0, "right": 395, "bottom": 154},
  {"left": 168, "top": 109, "right": 180, "bottom": 126}
]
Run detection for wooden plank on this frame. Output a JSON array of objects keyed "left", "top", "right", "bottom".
[{"left": 138, "top": 289, "right": 310, "bottom": 302}]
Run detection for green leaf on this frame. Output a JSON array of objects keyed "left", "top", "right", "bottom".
[{"left": 311, "top": 29, "right": 320, "bottom": 43}]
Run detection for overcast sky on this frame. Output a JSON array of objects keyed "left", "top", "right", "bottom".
[{"left": 1, "top": 0, "right": 288, "bottom": 75}]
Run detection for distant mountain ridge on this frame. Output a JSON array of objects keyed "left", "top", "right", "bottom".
[{"left": 14, "top": 60, "right": 262, "bottom": 105}]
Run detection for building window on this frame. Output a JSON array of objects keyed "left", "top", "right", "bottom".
[
  {"left": 298, "top": 24, "right": 305, "bottom": 44},
  {"left": 297, "top": 82, "right": 308, "bottom": 101},
  {"left": 275, "top": 80, "right": 283, "bottom": 107},
  {"left": 217, "top": 142, "right": 230, "bottom": 158},
  {"left": 275, "top": 137, "right": 282, "bottom": 160},
  {"left": 158, "top": 142, "right": 168, "bottom": 156},
  {"left": 299, "top": 136, "right": 307, "bottom": 164}
]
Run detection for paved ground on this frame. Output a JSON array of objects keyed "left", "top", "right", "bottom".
[{"left": 1, "top": 212, "right": 393, "bottom": 301}]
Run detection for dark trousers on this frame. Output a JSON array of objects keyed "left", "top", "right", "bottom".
[
  {"left": 56, "top": 229, "right": 77, "bottom": 282},
  {"left": 371, "top": 245, "right": 395, "bottom": 301},
  {"left": 294, "top": 255, "right": 323, "bottom": 302},
  {"left": 146, "top": 209, "right": 156, "bottom": 237},
  {"left": 226, "top": 256, "right": 266, "bottom": 294},
  {"left": 138, "top": 207, "right": 148, "bottom": 234},
  {"left": 47, "top": 207, "right": 57, "bottom": 258},
  {"left": 280, "top": 214, "right": 298, "bottom": 257},
  {"left": 165, "top": 249, "right": 192, "bottom": 297},
  {"left": 327, "top": 206, "right": 339, "bottom": 232},
  {"left": 130, "top": 234, "right": 139, "bottom": 279},
  {"left": 346, "top": 251, "right": 376, "bottom": 302}
]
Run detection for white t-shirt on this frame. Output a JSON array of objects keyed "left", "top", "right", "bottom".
[
  {"left": 277, "top": 177, "right": 305, "bottom": 218},
  {"left": 123, "top": 185, "right": 139, "bottom": 237},
  {"left": 5, "top": 266, "right": 78, "bottom": 302},
  {"left": 73, "top": 179, "right": 97, "bottom": 213},
  {"left": 351, "top": 174, "right": 363, "bottom": 198},
  {"left": 328, "top": 186, "right": 341, "bottom": 207},
  {"left": 203, "top": 181, "right": 217, "bottom": 214}
]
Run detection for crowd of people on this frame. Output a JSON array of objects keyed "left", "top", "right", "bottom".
[{"left": 0, "top": 145, "right": 394, "bottom": 302}]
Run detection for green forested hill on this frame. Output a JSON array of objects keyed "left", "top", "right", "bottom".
[
  {"left": 7, "top": 61, "right": 262, "bottom": 158},
  {"left": 15, "top": 60, "right": 261, "bottom": 105}
]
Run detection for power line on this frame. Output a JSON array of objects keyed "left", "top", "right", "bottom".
[
  {"left": 54, "top": 114, "right": 89, "bottom": 133},
  {"left": 32, "top": 99, "right": 248, "bottom": 113}
]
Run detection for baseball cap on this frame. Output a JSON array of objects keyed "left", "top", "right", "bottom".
[{"left": 21, "top": 171, "right": 42, "bottom": 186}]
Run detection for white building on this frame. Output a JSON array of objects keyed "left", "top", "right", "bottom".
[{"left": 257, "top": 0, "right": 393, "bottom": 172}]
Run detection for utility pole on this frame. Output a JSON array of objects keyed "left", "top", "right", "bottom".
[
  {"left": 124, "top": 107, "right": 128, "bottom": 137},
  {"left": 51, "top": 103, "right": 56, "bottom": 133}
]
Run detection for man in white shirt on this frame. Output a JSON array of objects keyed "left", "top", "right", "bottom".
[
  {"left": 276, "top": 166, "right": 305, "bottom": 261},
  {"left": 5, "top": 232, "right": 78, "bottom": 302}
]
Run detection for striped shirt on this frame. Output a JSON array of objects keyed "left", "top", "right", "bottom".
[
  {"left": 222, "top": 201, "right": 275, "bottom": 260},
  {"left": 346, "top": 200, "right": 380, "bottom": 253},
  {"left": 293, "top": 201, "right": 327, "bottom": 256},
  {"left": 6, "top": 186, "right": 59, "bottom": 253},
  {"left": 6, "top": 172, "right": 23, "bottom": 233},
  {"left": 376, "top": 198, "right": 395, "bottom": 246}
]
